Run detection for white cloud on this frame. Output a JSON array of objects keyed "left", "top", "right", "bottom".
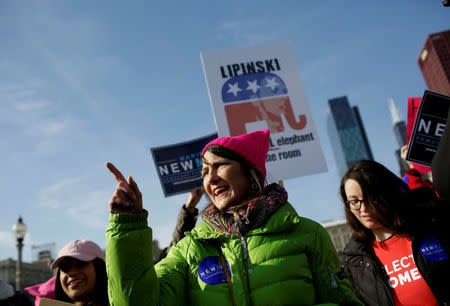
[
  {"left": 67, "top": 188, "right": 111, "bottom": 230},
  {"left": 2, "top": 89, "right": 35, "bottom": 101},
  {"left": 38, "top": 177, "right": 82, "bottom": 209},
  {"left": 0, "top": 231, "right": 47, "bottom": 262},
  {"left": 0, "top": 81, "right": 53, "bottom": 126},
  {"left": 219, "top": 21, "right": 241, "bottom": 30},
  {"left": 37, "top": 177, "right": 110, "bottom": 230},
  {"left": 37, "top": 119, "right": 69, "bottom": 136},
  {"left": 12, "top": 4, "right": 114, "bottom": 109},
  {"left": 301, "top": 54, "right": 340, "bottom": 82},
  {"left": 216, "top": 20, "right": 276, "bottom": 45},
  {"left": 15, "top": 100, "right": 50, "bottom": 112},
  {"left": 0, "top": 231, "right": 15, "bottom": 247},
  {"left": 244, "top": 33, "right": 275, "bottom": 46},
  {"left": 25, "top": 79, "right": 47, "bottom": 89},
  {"left": 0, "top": 79, "right": 83, "bottom": 157},
  {"left": 30, "top": 116, "right": 85, "bottom": 155},
  {"left": 0, "top": 79, "right": 46, "bottom": 102},
  {"left": 0, "top": 83, "right": 24, "bottom": 93}
]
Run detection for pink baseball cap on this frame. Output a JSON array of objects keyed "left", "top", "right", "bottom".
[
  {"left": 51, "top": 240, "right": 105, "bottom": 270},
  {"left": 202, "top": 129, "right": 270, "bottom": 178}
]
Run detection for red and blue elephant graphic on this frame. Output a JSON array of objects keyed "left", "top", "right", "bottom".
[{"left": 221, "top": 72, "right": 307, "bottom": 136}]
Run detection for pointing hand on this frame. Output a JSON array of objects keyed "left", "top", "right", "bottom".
[{"left": 106, "top": 162, "right": 143, "bottom": 214}]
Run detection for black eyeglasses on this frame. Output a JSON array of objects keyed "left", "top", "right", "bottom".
[{"left": 346, "top": 199, "right": 365, "bottom": 210}]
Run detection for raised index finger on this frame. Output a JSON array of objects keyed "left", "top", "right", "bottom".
[{"left": 106, "top": 162, "right": 127, "bottom": 183}]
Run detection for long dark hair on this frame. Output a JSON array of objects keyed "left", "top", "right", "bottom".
[
  {"left": 55, "top": 258, "right": 109, "bottom": 305},
  {"left": 402, "top": 186, "right": 445, "bottom": 236},
  {"left": 340, "top": 160, "right": 409, "bottom": 243},
  {"left": 202, "top": 144, "right": 266, "bottom": 214}
]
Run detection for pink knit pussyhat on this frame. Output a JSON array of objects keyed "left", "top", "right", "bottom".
[{"left": 201, "top": 129, "right": 270, "bottom": 178}]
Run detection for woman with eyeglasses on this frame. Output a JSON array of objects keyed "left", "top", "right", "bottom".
[
  {"left": 340, "top": 160, "right": 449, "bottom": 306},
  {"left": 25, "top": 240, "right": 109, "bottom": 306}
]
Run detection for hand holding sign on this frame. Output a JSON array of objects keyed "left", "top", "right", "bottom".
[{"left": 106, "top": 162, "right": 143, "bottom": 214}]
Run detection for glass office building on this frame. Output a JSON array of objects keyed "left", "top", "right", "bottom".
[
  {"left": 388, "top": 98, "right": 408, "bottom": 176},
  {"left": 327, "top": 96, "right": 374, "bottom": 177}
]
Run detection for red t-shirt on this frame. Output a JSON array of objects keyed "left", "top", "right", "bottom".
[{"left": 372, "top": 235, "right": 438, "bottom": 306}]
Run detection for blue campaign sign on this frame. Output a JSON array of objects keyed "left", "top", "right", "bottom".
[{"left": 151, "top": 132, "right": 218, "bottom": 197}]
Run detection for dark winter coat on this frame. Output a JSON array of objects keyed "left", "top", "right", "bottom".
[
  {"left": 156, "top": 205, "right": 198, "bottom": 263},
  {"left": 342, "top": 233, "right": 450, "bottom": 306},
  {"left": 342, "top": 238, "right": 395, "bottom": 306}
]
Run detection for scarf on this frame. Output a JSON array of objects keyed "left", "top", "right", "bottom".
[{"left": 202, "top": 183, "right": 288, "bottom": 236}]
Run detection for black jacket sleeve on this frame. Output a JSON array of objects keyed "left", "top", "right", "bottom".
[
  {"left": 156, "top": 205, "right": 198, "bottom": 263},
  {"left": 170, "top": 205, "right": 198, "bottom": 246}
]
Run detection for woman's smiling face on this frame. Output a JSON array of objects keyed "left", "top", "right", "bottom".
[
  {"left": 202, "top": 151, "right": 250, "bottom": 210},
  {"left": 59, "top": 257, "right": 96, "bottom": 304}
]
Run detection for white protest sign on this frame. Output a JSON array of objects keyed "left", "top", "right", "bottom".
[
  {"left": 40, "top": 298, "right": 74, "bottom": 305},
  {"left": 201, "top": 42, "right": 327, "bottom": 181}
]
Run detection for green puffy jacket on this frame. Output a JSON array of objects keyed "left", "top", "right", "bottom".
[{"left": 106, "top": 202, "right": 362, "bottom": 305}]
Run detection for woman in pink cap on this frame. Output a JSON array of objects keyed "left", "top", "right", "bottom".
[
  {"left": 105, "top": 130, "right": 362, "bottom": 305},
  {"left": 25, "top": 239, "right": 109, "bottom": 306}
]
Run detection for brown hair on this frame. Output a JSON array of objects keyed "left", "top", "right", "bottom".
[
  {"left": 340, "top": 160, "right": 409, "bottom": 242},
  {"left": 202, "top": 144, "right": 266, "bottom": 213}
]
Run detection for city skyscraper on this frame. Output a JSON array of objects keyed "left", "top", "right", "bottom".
[
  {"left": 418, "top": 29, "right": 450, "bottom": 96},
  {"left": 388, "top": 98, "right": 408, "bottom": 176},
  {"left": 327, "top": 96, "right": 374, "bottom": 177}
]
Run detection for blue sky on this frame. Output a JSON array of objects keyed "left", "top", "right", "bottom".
[{"left": 0, "top": 1, "right": 448, "bottom": 262}]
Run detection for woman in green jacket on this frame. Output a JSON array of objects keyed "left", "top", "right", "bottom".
[{"left": 105, "top": 129, "right": 361, "bottom": 305}]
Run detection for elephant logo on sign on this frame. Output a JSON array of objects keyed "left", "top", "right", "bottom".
[
  {"left": 221, "top": 72, "right": 306, "bottom": 136},
  {"left": 224, "top": 97, "right": 306, "bottom": 136}
]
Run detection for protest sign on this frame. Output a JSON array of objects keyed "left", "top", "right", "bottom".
[
  {"left": 406, "top": 97, "right": 431, "bottom": 173},
  {"left": 151, "top": 132, "right": 217, "bottom": 197},
  {"left": 406, "top": 90, "right": 450, "bottom": 166},
  {"left": 40, "top": 298, "right": 74, "bottom": 305},
  {"left": 407, "top": 97, "right": 422, "bottom": 142},
  {"left": 200, "top": 42, "right": 327, "bottom": 182}
]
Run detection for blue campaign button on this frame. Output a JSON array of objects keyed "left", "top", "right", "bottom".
[
  {"left": 419, "top": 236, "right": 449, "bottom": 261},
  {"left": 198, "top": 256, "right": 231, "bottom": 285}
]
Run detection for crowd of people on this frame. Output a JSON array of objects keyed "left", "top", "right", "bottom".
[{"left": 1, "top": 111, "right": 449, "bottom": 305}]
